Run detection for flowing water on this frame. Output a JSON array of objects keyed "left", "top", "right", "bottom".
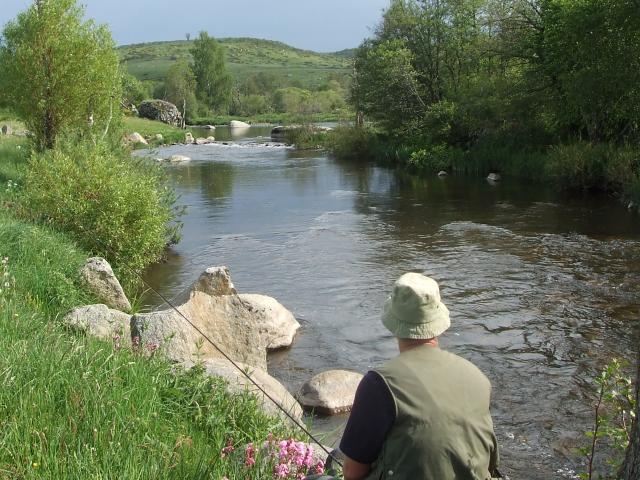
[{"left": 140, "top": 127, "right": 640, "bottom": 479}]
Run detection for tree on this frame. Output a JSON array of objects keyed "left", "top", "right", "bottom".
[
  {"left": 190, "top": 31, "right": 232, "bottom": 113},
  {"left": 0, "top": 0, "right": 121, "bottom": 150},
  {"left": 164, "top": 60, "right": 197, "bottom": 126}
]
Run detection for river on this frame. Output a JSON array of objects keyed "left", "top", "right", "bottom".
[{"left": 139, "top": 127, "right": 640, "bottom": 479}]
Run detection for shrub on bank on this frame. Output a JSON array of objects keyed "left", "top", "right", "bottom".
[{"left": 22, "top": 140, "right": 181, "bottom": 285}]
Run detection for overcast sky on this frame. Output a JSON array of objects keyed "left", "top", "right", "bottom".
[{"left": 0, "top": 0, "right": 390, "bottom": 52}]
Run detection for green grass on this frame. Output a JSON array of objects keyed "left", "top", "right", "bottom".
[
  {"left": 0, "top": 133, "right": 295, "bottom": 479},
  {"left": 191, "top": 110, "right": 352, "bottom": 126},
  {"left": 119, "top": 38, "right": 353, "bottom": 89},
  {"left": 123, "top": 117, "right": 188, "bottom": 147}
]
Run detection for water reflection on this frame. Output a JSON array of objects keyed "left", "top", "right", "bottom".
[{"left": 140, "top": 138, "right": 639, "bottom": 479}]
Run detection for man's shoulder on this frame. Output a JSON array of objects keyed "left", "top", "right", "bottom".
[{"left": 376, "top": 347, "right": 491, "bottom": 388}]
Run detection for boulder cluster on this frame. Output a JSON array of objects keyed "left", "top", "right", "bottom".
[{"left": 67, "top": 259, "right": 362, "bottom": 421}]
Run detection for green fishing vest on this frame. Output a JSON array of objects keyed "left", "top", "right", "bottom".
[{"left": 366, "top": 346, "right": 499, "bottom": 480}]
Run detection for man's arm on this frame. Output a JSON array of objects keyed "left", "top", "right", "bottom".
[
  {"left": 342, "top": 457, "right": 371, "bottom": 480},
  {"left": 339, "top": 371, "right": 396, "bottom": 479}
]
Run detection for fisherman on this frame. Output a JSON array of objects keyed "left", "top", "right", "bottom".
[{"left": 307, "top": 272, "right": 500, "bottom": 480}]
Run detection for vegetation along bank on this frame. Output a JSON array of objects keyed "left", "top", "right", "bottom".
[
  {"left": 320, "top": 0, "right": 640, "bottom": 209},
  {"left": 0, "top": 1, "right": 320, "bottom": 478}
]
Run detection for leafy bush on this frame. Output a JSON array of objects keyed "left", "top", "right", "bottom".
[
  {"left": 22, "top": 140, "right": 181, "bottom": 285},
  {"left": 406, "top": 144, "right": 463, "bottom": 173},
  {"left": 326, "top": 126, "right": 381, "bottom": 160}
]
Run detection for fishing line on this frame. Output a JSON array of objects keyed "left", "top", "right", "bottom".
[{"left": 86, "top": 231, "right": 343, "bottom": 468}]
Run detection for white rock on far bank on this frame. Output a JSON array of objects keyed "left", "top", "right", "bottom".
[
  {"left": 168, "top": 154, "right": 191, "bottom": 163},
  {"left": 64, "top": 304, "right": 132, "bottom": 346},
  {"left": 238, "top": 293, "right": 300, "bottom": 350},
  {"left": 80, "top": 257, "right": 131, "bottom": 312},
  {"left": 200, "top": 358, "right": 304, "bottom": 421},
  {"left": 487, "top": 172, "right": 501, "bottom": 182},
  {"left": 297, "top": 370, "right": 364, "bottom": 415},
  {"left": 229, "top": 120, "right": 250, "bottom": 128}
]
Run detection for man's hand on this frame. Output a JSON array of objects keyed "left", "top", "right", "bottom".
[{"left": 342, "top": 456, "right": 371, "bottom": 480}]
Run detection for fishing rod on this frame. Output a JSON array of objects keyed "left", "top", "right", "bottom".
[{"left": 84, "top": 229, "right": 344, "bottom": 469}]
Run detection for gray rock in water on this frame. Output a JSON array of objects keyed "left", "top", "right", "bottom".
[
  {"left": 238, "top": 293, "right": 300, "bottom": 350},
  {"left": 203, "top": 125, "right": 216, "bottom": 130},
  {"left": 438, "top": 170, "right": 448, "bottom": 177},
  {"left": 487, "top": 172, "right": 501, "bottom": 182},
  {"left": 298, "top": 370, "right": 364, "bottom": 415},
  {"left": 125, "top": 132, "right": 147, "bottom": 145},
  {"left": 185, "top": 132, "right": 195, "bottom": 144},
  {"left": 206, "top": 136, "right": 216, "bottom": 142},
  {"left": 64, "top": 304, "right": 132, "bottom": 347},
  {"left": 138, "top": 99, "right": 183, "bottom": 127},
  {"left": 195, "top": 137, "right": 210, "bottom": 145},
  {"left": 200, "top": 358, "right": 304, "bottom": 421},
  {"left": 192, "top": 266, "right": 235, "bottom": 296},
  {"left": 80, "top": 257, "right": 131, "bottom": 312},
  {"left": 1, "top": 124, "right": 12, "bottom": 135}
]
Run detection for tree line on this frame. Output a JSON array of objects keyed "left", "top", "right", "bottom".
[{"left": 346, "top": 0, "right": 640, "bottom": 179}]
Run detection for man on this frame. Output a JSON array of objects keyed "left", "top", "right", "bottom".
[{"left": 310, "top": 273, "right": 500, "bottom": 480}]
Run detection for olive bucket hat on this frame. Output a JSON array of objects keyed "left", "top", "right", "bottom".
[{"left": 382, "top": 273, "right": 450, "bottom": 339}]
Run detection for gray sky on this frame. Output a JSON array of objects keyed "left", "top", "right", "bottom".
[{"left": 1, "top": 0, "right": 389, "bottom": 52}]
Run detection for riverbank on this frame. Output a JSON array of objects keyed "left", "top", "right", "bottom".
[
  {"left": 322, "top": 126, "right": 640, "bottom": 210},
  {"left": 0, "top": 136, "right": 300, "bottom": 478}
]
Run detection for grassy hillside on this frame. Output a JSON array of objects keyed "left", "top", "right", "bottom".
[{"left": 120, "top": 38, "right": 354, "bottom": 89}]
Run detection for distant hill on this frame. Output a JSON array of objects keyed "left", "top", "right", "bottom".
[{"left": 119, "top": 38, "right": 354, "bottom": 89}]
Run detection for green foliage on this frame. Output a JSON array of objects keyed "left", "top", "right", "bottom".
[
  {"left": 579, "top": 359, "right": 636, "bottom": 479},
  {"left": 163, "top": 59, "right": 198, "bottom": 123},
  {"left": 123, "top": 116, "right": 188, "bottom": 146},
  {"left": 119, "top": 38, "right": 352, "bottom": 89},
  {"left": 21, "top": 140, "right": 181, "bottom": 285},
  {"left": 122, "top": 72, "right": 149, "bottom": 107},
  {"left": 0, "top": 0, "right": 122, "bottom": 150},
  {"left": 191, "top": 32, "right": 232, "bottom": 114},
  {"left": 0, "top": 216, "right": 293, "bottom": 478}
]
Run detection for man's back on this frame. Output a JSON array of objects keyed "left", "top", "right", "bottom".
[{"left": 368, "top": 345, "right": 499, "bottom": 480}]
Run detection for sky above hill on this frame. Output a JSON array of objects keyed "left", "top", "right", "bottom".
[{"left": 1, "top": 0, "right": 390, "bottom": 52}]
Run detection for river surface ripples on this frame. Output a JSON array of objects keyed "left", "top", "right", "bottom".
[{"left": 140, "top": 128, "right": 640, "bottom": 479}]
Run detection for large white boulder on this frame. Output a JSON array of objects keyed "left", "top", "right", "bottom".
[
  {"left": 201, "top": 358, "right": 303, "bottom": 421},
  {"left": 64, "top": 304, "right": 132, "bottom": 347},
  {"left": 132, "top": 267, "right": 272, "bottom": 370},
  {"left": 125, "top": 132, "right": 147, "bottom": 145},
  {"left": 297, "top": 370, "right": 364, "bottom": 415},
  {"left": 185, "top": 132, "right": 195, "bottom": 144},
  {"left": 191, "top": 266, "right": 236, "bottom": 296},
  {"left": 238, "top": 293, "right": 299, "bottom": 350},
  {"left": 80, "top": 257, "right": 131, "bottom": 312},
  {"left": 229, "top": 120, "right": 250, "bottom": 128}
]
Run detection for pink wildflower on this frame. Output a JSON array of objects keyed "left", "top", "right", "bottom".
[
  {"left": 274, "top": 463, "right": 290, "bottom": 478},
  {"left": 245, "top": 442, "right": 256, "bottom": 468},
  {"left": 314, "top": 460, "right": 325, "bottom": 475},
  {"left": 146, "top": 342, "right": 159, "bottom": 354},
  {"left": 220, "top": 438, "right": 235, "bottom": 458}
]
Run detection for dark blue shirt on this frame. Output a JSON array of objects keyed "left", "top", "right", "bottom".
[{"left": 339, "top": 371, "right": 396, "bottom": 464}]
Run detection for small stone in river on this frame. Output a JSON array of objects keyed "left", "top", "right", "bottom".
[
  {"left": 185, "top": 132, "right": 195, "bottom": 144},
  {"left": 487, "top": 172, "right": 501, "bottom": 182},
  {"left": 437, "top": 170, "right": 448, "bottom": 177},
  {"left": 168, "top": 155, "right": 191, "bottom": 163}
]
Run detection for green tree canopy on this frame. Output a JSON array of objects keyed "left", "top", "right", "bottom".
[
  {"left": 0, "top": 0, "right": 121, "bottom": 150},
  {"left": 190, "top": 31, "right": 232, "bottom": 114},
  {"left": 163, "top": 59, "right": 197, "bottom": 124}
]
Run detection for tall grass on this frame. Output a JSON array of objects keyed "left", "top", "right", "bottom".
[{"left": 0, "top": 207, "right": 292, "bottom": 480}]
